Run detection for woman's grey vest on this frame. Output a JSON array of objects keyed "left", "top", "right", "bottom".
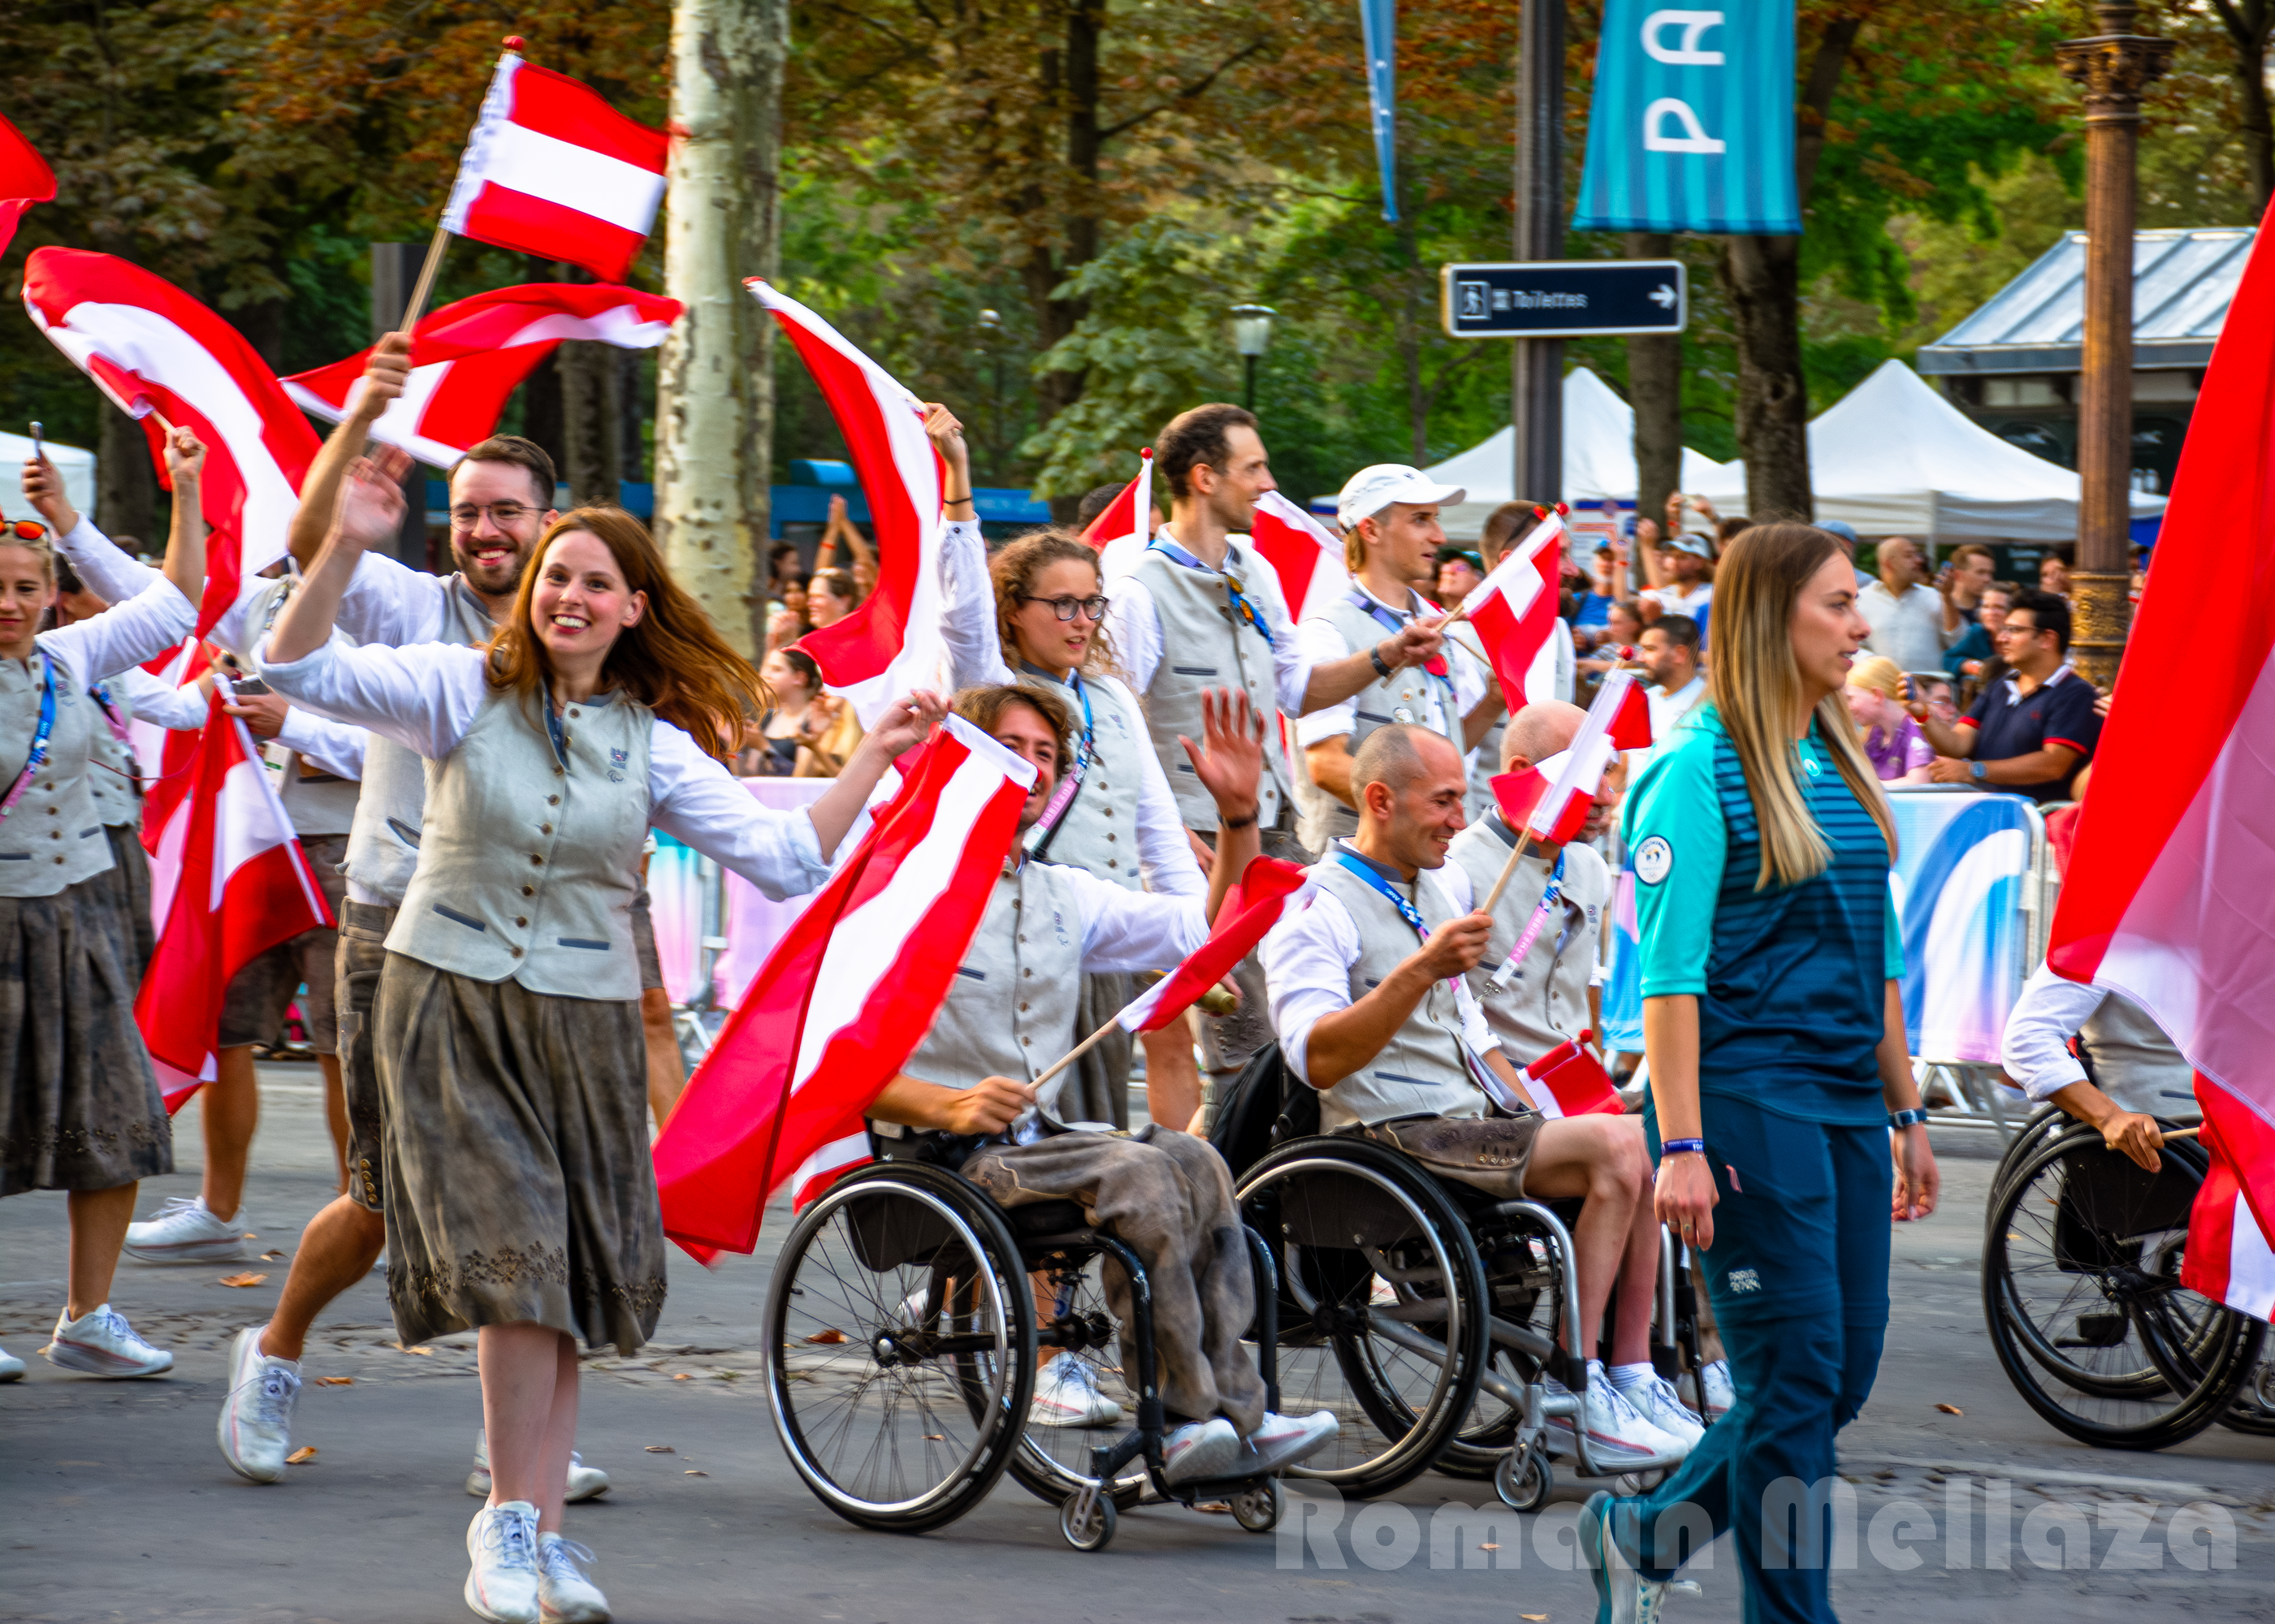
[
  {"left": 1445, "top": 821, "right": 1604, "bottom": 1065},
  {"left": 343, "top": 577, "right": 494, "bottom": 905},
  {"left": 902, "top": 859, "right": 1086, "bottom": 1091},
  {"left": 0, "top": 654, "right": 111, "bottom": 897},
  {"left": 387, "top": 685, "right": 654, "bottom": 1000},
  {"left": 1306, "top": 856, "right": 1486, "bottom": 1130},
  {"left": 84, "top": 683, "right": 139, "bottom": 829},
  {"left": 1133, "top": 542, "right": 1293, "bottom": 831},
  {"left": 2079, "top": 995, "right": 2197, "bottom": 1120},
  {"left": 1022, "top": 669, "right": 1146, "bottom": 890},
  {"left": 1292, "top": 588, "right": 1459, "bottom": 853}
]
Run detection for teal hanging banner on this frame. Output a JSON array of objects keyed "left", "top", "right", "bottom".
[
  {"left": 1360, "top": 0, "right": 1398, "bottom": 222},
  {"left": 1573, "top": 1, "right": 1799, "bottom": 235}
]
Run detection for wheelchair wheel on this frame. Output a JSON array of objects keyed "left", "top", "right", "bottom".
[
  {"left": 1981, "top": 1123, "right": 2264, "bottom": 1450},
  {"left": 1436, "top": 1205, "right": 1572, "bottom": 1479},
  {"left": 1494, "top": 1443, "right": 1551, "bottom": 1513},
  {"left": 1984, "top": 1104, "right": 2075, "bottom": 1205},
  {"left": 765, "top": 1163, "right": 1035, "bottom": 1533},
  {"left": 1059, "top": 1489, "right": 1117, "bottom": 1552},
  {"left": 1230, "top": 1477, "right": 1285, "bottom": 1533},
  {"left": 1238, "top": 1136, "right": 1490, "bottom": 1498},
  {"left": 986, "top": 1246, "right": 1150, "bottom": 1512},
  {"left": 2219, "top": 1363, "right": 2275, "bottom": 1436}
]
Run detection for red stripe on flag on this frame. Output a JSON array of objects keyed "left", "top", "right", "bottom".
[
  {"left": 505, "top": 60, "right": 669, "bottom": 173},
  {"left": 1124, "top": 857, "right": 1308, "bottom": 1033},
  {"left": 457, "top": 185, "right": 647, "bottom": 283}
]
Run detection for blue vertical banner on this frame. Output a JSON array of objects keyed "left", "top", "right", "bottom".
[
  {"left": 1573, "top": 0, "right": 1800, "bottom": 235},
  {"left": 1359, "top": 0, "right": 1399, "bottom": 222}
]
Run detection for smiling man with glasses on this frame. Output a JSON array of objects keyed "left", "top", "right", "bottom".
[{"left": 1908, "top": 586, "right": 2100, "bottom": 802}]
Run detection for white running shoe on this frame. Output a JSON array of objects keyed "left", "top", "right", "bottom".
[
  {"left": 1030, "top": 1354, "right": 1122, "bottom": 1428},
  {"left": 1619, "top": 1373, "right": 1703, "bottom": 1453},
  {"left": 1161, "top": 1417, "right": 1241, "bottom": 1484},
  {"left": 1582, "top": 1490, "right": 1676, "bottom": 1624},
  {"left": 1699, "top": 1358, "right": 1735, "bottom": 1421},
  {"left": 121, "top": 1195, "right": 251, "bottom": 1263},
  {"left": 465, "top": 1501, "right": 543, "bottom": 1624},
  {"left": 1238, "top": 1410, "right": 1339, "bottom": 1475},
  {"left": 535, "top": 1534, "right": 610, "bottom": 1623},
  {"left": 218, "top": 1325, "right": 301, "bottom": 1482},
  {"left": 0, "top": 1345, "right": 23, "bottom": 1381},
  {"left": 469, "top": 1430, "right": 612, "bottom": 1503},
  {"left": 44, "top": 1304, "right": 172, "bottom": 1378},
  {"left": 1543, "top": 1364, "right": 1683, "bottom": 1465}
]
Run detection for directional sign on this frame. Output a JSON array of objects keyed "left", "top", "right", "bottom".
[{"left": 1439, "top": 260, "right": 1686, "bottom": 339}]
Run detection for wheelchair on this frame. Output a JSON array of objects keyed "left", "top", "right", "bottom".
[
  {"left": 763, "top": 1149, "right": 1291, "bottom": 1553},
  {"left": 1233, "top": 1131, "right": 1702, "bottom": 1513},
  {"left": 1980, "top": 1105, "right": 2269, "bottom": 1450}
]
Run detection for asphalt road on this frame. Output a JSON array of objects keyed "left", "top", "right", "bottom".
[{"left": 2, "top": 1069, "right": 2270, "bottom": 1624}]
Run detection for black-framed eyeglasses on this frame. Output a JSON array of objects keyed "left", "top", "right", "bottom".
[
  {"left": 1019, "top": 594, "right": 1109, "bottom": 623},
  {"left": 450, "top": 502, "right": 534, "bottom": 529}
]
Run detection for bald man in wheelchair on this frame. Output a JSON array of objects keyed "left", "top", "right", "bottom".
[{"left": 1261, "top": 721, "right": 1700, "bottom": 1465}]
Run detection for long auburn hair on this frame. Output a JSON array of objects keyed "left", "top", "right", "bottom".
[
  {"left": 486, "top": 507, "right": 772, "bottom": 761},
  {"left": 988, "top": 529, "right": 1122, "bottom": 678},
  {"left": 1706, "top": 522, "right": 1896, "bottom": 890}
]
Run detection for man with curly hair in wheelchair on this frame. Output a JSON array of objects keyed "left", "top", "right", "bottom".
[
  {"left": 865, "top": 682, "right": 1339, "bottom": 1487},
  {"left": 1262, "top": 722, "right": 1694, "bottom": 1466}
]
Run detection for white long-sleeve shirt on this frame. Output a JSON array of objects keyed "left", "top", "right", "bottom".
[
  {"left": 1293, "top": 580, "right": 1492, "bottom": 750},
  {"left": 1032, "top": 858, "right": 1212, "bottom": 973},
  {"left": 257, "top": 637, "right": 831, "bottom": 899},
  {"left": 34, "top": 572, "right": 197, "bottom": 690},
  {"left": 936, "top": 518, "right": 1204, "bottom": 897},
  {"left": 1111, "top": 525, "right": 1318, "bottom": 719}
]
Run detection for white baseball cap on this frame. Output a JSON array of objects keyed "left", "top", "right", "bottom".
[{"left": 1335, "top": 464, "right": 1466, "bottom": 530}]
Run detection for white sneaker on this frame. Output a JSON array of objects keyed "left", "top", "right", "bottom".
[
  {"left": 1238, "top": 1409, "right": 1339, "bottom": 1475},
  {"left": 468, "top": 1430, "right": 612, "bottom": 1503},
  {"left": 122, "top": 1195, "right": 251, "bottom": 1263},
  {"left": 1030, "top": 1354, "right": 1122, "bottom": 1428},
  {"left": 1583, "top": 1490, "right": 1676, "bottom": 1624},
  {"left": 1699, "top": 1357, "right": 1735, "bottom": 1421},
  {"left": 536, "top": 1534, "right": 610, "bottom": 1623},
  {"left": 1161, "top": 1417, "right": 1241, "bottom": 1484},
  {"left": 1618, "top": 1373, "right": 1703, "bottom": 1453},
  {"left": 465, "top": 1501, "right": 543, "bottom": 1624},
  {"left": 218, "top": 1325, "right": 302, "bottom": 1482},
  {"left": 1544, "top": 1364, "right": 1682, "bottom": 1465},
  {"left": 44, "top": 1304, "right": 173, "bottom": 1378},
  {"left": 0, "top": 1345, "right": 23, "bottom": 1381}
]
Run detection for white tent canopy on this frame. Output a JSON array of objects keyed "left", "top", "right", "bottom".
[
  {"left": 0, "top": 430, "right": 95, "bottom": 528},
  {"left": 1693, "top": 359, "right": 2165, "bottom": 541},
  {"left": 1429, "top": 367, "right": 1729, "bottom": 541}
]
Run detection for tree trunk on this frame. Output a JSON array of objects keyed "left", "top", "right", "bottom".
[
  {"left": 96, "top": 408, "right": 156, "bottom": 549},
  {"left": 1020, "top": 0, "right": 1104, "bottom": 520},
  {"left": 2226, "top": 3, "right": 2275, "bottom": 214},
  {"left": 1717, "top": 15, "right": 1861, "bottom": 524},
  {"left": 560, "top": 340, "right": 621, "bottom": 508},
  {"left": 656, "top": 0, "right": 787, "bottom": 656},
  {"left": 1625, "top": 231, "right": 1682, "bottom": 568}
]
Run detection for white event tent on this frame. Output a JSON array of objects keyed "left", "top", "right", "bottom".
[
  {"left": 1693, "top": 358, "right": 2165, "bottom": 541},
  {"left": 0, "top": 430, "right": 95, "bottom": 527},
  {"left": 1428, "top": 367, "right": 1729, "bottom": 541}
]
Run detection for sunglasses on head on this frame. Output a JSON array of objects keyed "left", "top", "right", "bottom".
[{"left": 8, "top": 520, "right": 47, "bottom": 542}]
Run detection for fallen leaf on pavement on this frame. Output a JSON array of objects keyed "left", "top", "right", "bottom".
[
  {"left": 285, "top": 1446, "right": 318, "bottom": 1465},
  {"left": 1480, "top": 1542, "right": 1499, "bottom": 1550},
  {"left": 394, "top": 1344, "right": 432, "bottom": 1356},
  {"left": 924, "top": 1434, "right": 945, "bottom": 1441},
  {"left": 804, "top": 1328, "right": 847, "bottom": 1345},
  {"left": 683, "top": 1470, "right": 708, "bottom": 1477},
  {"left": 261, "top": 1250, "right": 285, "bottom": 1260},
  {"left": 1195, "top": 1501, "right": 1231, "bottom": 1514},
  {"left": 1935, "top": 1403, "right": 1963, "bottom": 1415},
  {"left": 672, "top": 1372, "right": 691, "bottom": 1380},
  {"left": 315, "top": 1376, "right": 353, "bottom": 1387},
  {"left": 218, "top": 1272, "right": 269, "bottom": 1288},
  {"left": 645, "top": 1445, "right": 675, "bottom": 1453},
  {"left": 1522, "top": 1614, "right": 1548, "bottom": 1621}
]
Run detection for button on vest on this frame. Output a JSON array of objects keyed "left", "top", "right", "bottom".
[
  {"left": 1293, "top": 591, "right": 1455, "bottom": 853},
  {"left": 904, "top": 862, "right": 1085, "bottom": 1091},
  {"left": 0, "top": 661, "right": 111, "bottom": 899}
]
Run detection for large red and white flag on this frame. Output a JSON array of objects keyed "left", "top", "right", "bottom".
[
  {"left": 1118, "top": 856, "right": 1311, "bottom": 1033},
  {"left": 2047, "top": 218, "right": 2275, "bottom": 1318},
  {"left": 655, "top": 715, "right": 1036, "bottom": 1259},
  {"left": 1491, "top": 668, "right": 1651, "bottom": 846},
  {"left": 283, "top": 283, "right": 682, "bottom": 468},
  {"left": 132, "top": 637, "right": 211, "bottom": 842},
  {"left": 0, "top": 112, "right": 55, "bottom": 259},
  {"left": 23, "top": 250, "right": 320, "bottom": 636},
  {"left": 440, "top": 48, "right": 668, "bottom": 283},
  {"left": 1460, "top": 512, "right": 1566, "bottom": 706},
  {"left": 749, "top": 279, "right": 948, "bottom": 723},
  {"left": 1088, "top": 449, "right": 1153, "bottom": 583},
  {"left": 2180, "top": 1075, "right": 2275, "bottom": 1321},
  {"left": 136, "top": 679, "right": 334, "bottom": 1108},
  {"left": 1514, "top": 1033, "right": 1624, "bottom": 1120},
  {"left": 1249, "top": 490, "right": 1346, "bottom": 624}
]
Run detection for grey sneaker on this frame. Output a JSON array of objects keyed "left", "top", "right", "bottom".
[
  {"left": 465, "top": 1500, "right": 542, "bottom": 1624},
  {"left": 217, "top": 1324, "right": 302, "bottom": 1482},
  {"left": 122, "top": 1195, "right": 251, "bottom": 1263},
  {"left": 1161, "top": 1418, "right": 1241, "bottom": 1484},
  {"left": 468, "top": 1428, "right": 611, "bottom": 1502},
  {"left": 44, "top": 1304, "right": 172, "bottom": 1378},
  {"left": 536, "top": 1533, "right": 611, "bottom": 1622}
]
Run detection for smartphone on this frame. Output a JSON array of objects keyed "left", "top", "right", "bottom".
[
  {"left": 1903, "top": 674, "right": 1918, "bottom": 703},
  {"left": 28, "top": 421, "right": 42, "bottom": 464},
  {"left": 231, "top": 675, "right": 272, "bottom": 698}
]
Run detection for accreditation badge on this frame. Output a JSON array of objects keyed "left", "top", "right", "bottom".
[{"left": 1634, "top": 835, "right": 1672, "bottom": 886}]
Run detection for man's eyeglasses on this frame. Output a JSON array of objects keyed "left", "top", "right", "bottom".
[
  {"left": 450, "top": 503, "right": 533, "bottom": 529},
  {"left": 1019, "top": 594, "right": 1109, "bottom": 623}
]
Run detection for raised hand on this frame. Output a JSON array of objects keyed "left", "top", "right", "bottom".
[
  {"left": 163, "top": 425, "right": 205, "bottom": 485},
  {"left": 21, "top": 455, "right": 76, "bottom": 534},
  {"left": 335, "top": 455, "right": 408, "bottom": 550},
  {"left": 921, "top": 404, "right": 971, "bottom": 490},
  {"left": 866, "top": 689, "right": 949, "bottom": 762},
  {"left": 355, "top": 331, "right": 413, "bottom": 422}
]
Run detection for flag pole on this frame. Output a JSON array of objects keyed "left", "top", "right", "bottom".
[
  {"left": 396, "top": 226, "right": 453, "bottom": 335},
  {"left": 1479, "top": 826, "right": 1536, "bottom": 915},
  {"left": 1030, "top": 1007, "right": 1135, "bottom": 1091}
]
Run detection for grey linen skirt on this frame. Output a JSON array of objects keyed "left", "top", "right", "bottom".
[
  {"left": 0, "top": 876, "right": 171, "bottom": 1196},
  {"left": 94, "top": 823, "right": 154, "bottom": 981},
  {"left": 372, "top": 953, "right": 665, "bottom": 1354}
]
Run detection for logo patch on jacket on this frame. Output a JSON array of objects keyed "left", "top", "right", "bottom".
[{"left": 608, "top": 747, "right": 629, "bottom": 783}]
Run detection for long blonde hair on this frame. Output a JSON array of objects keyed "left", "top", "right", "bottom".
[{"left": 1706, "top": 523, "right": 1896, "bottom": 890}]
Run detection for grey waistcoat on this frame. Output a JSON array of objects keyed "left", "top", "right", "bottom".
[
  {"left": 343, "top": 577, "right": 494, "bottom": 905},
  {"left": 1307, "top": 856, "right": 1485, "bottom": 1130},
  {"left": 902, "top": 859, "right": 1085, "bottom": 1090},
  {"left": 1447, "top": 820, "right": 1606, "bottom": 1067},
  {"left": 84, "top": 681, "right": 139, "bottom": 829},
  {"left": 387, "top": 685, "right": 654, "bottom": 1000},
  {"left": 1293, "top": 589, "right": 1459, "bottom": 853},
  {"left": 0, "top": 654, "right": 113, "bottom": 897},
  {"left": 2079, "top": 995, "right": 2196, "bottom": 1120},
  {"left": 1134, "top": 542, "right": 1293, "bottom": 831},
  {"left": 1021, "top": 668, "right": 1145, "bottom": 890}
]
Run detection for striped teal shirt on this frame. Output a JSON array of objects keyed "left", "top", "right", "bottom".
[{"left": 1623, "top": 703, "right": 1902, "bottom": 1125}]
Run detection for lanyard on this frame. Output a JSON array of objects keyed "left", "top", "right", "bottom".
[
  {"left": 88, "top": 681, "right": 132, "bottom": 746},
  {"left": 1148, "top": 535, "right": 1276, "bottom": 649},
  {"left": 1486, "top": 839, "right": 1568, "bottom": 993},
  {"left": 1334, "top": 848, "right": 1515, "bottom": 1106},
  {"left": 540, "top": 679, "right": 572, "bottom": 771},
  {"left": 1025, "top": 670, "right": 1096, "bottom": 857},
  {"left": 1347, "top": 589, "right": 1451, "bottom": 681},
  {"left": 2, "top": 653, "right": 58, "bottom": 823}
]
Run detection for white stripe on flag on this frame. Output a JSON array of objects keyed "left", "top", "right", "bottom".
[
  {"left": 1117, "top": 978, "right": 1169, "bottom": 1033},
  {"left": 2227, "top": 1190, "right": 2275, "bottom": 1319},
  {"left": 475, "top": 123, "right": 666, "bottom": 234}
]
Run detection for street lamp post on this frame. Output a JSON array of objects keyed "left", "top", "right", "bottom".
[
  {"left": 976, "top": 307, "right": 1005, "bottom": 487},
  {"left": 2057, "top": 1, "right": 2171, "bottom": 691},
  {"left": 1231, "top": 304, "right": 1278, "bottom": 413}
]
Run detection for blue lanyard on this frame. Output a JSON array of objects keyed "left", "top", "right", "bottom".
[
  {"left": 1022, "top": 663, "right": 1096, "bottom": 758},
  {"left": 1148, "top": 535, "right": 1276, "bottom": 649},
  {"left": 2, "top": 653, "right": 58, "bottom": 823},
  {"left": 540, "top": 680, "right": 572, "bottom": 771},
  {"left": 1347, "top": 588, "right": 1453, "bottom": 687},
  {"left": 1335, "top": 849, "right": 1436, "bottom": 940}
]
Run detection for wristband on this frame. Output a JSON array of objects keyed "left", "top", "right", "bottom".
[
  {"left": 1659, "top": 1138, "right": 1706, "bottom": 1159},
  {"left": 1369, "top": 645, "right": 1394, "bottom": 679},
  {"left": 944, "top": 490, "right": 973, "bottom": 505},
  {"left": 1888, "top": 1108, "right": 1930, "bottom": 1129},
  {"left": 1221, "top": 810, "right": 1259, "bottom": 830}
]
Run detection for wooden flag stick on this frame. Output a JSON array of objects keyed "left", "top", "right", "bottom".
[
  {"left": 2159, "top": 1125, "right": 2200, "bottom": 1141},
  {"left": 397, "top": 226, "right": 453, "bottom": 335},
  {"left": 1031, "top": 1008, "right": 1134, "bottom": 1092},
  {"left": 1479, "top": 825, "right": 1536, "bottom": 915}
]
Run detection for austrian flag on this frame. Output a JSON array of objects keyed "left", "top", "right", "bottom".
[
  {"left": 1460, "top": 527, "right": 1560, "bottom": 706},
  {"left": 1492, "top": 668, "right": 1652, "bottom": 846},
  {"left": 1118, "top": 857, "right": 1311, "bottom": 1033},
  {"left": 441, "top": 49, "right": 668, "bottom": 282},
  {"left": 1248, "top": 490, "right": 1346, "bottom": 624}
]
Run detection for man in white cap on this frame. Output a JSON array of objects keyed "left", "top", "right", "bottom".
[{"left": 1291, "top": 464, "right": 1507, "bottom": 853}]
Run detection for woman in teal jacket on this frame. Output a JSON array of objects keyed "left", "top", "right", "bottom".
[{"left": 1584, "top": 522, "right": 1940, "bottom": 1624}]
